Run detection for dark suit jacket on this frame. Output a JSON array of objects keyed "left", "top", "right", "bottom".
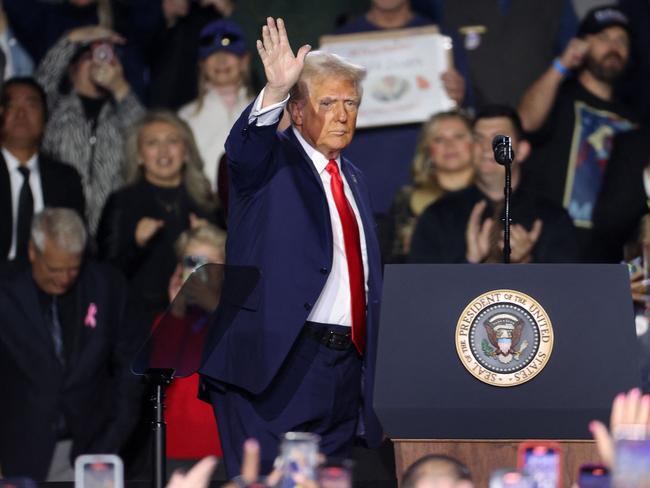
[
  {"left": 199, "top": 104, "right": 384, "bottom": 447},
  {"left": 592, "top": 127, "right": 650, "bottom": 262},
  {"left": 0, "top": 153, "right": 85, "bottom": 260},
  {"left": 409, "top": 183, "right": 579, "bottom": 264},
  {"left": 0, "top": 262, "right": 143, "bottom": 480}
]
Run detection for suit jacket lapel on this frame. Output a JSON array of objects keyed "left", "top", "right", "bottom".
[
  {"left": 14, "top": 270, "right": 64, "bottom": 365},
  {"left": 0, "top": 153, "right": 13, "bottom": 258},
  {"left": 284, "top": 128, "right": 334, "bottom": 257},
  {"left": 340, "top": 158, "right": 375, "bottom": 240},
  {"left": 285, "top": 128, "right": 326, "bottom": 192},
  {"left": 340, "top": 158, "right": 381, "bottom": 284}
]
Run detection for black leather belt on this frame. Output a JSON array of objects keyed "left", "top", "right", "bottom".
[{"left": 304, "top": 323, "right": 352, "bottom": 351}]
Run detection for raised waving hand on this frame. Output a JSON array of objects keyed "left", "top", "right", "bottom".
[{"left": 256, "top": 17, "right": 311, "bottom": 107}]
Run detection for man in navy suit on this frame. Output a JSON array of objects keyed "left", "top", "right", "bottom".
[
  {"left": 200, "top": 17, "right": 383, "bottom": 476},
  {"left": 0, "top": 208, "right": 142, "bottom": 481},
  {"left": 0, "top": 77, "right": 85, "bottom": 264}
]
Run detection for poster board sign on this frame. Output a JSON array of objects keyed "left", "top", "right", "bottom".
[{"left": 320, "top": 26, "right": 455, "bottom": 128}]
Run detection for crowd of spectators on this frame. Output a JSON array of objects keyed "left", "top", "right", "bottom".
[
  {"left": 160, "top": 389, "right": 650, "bottom": 488},
  {"left": 0, "top": 0, "right": 649, "bottom": 484}
]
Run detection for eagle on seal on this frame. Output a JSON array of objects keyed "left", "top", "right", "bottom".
[{"left": 483, "top": 313, "right": 528, "bottom": 363}]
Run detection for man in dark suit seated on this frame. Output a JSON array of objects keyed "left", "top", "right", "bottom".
[
  {"left": 409, "top": 105, "right": 579, "bottom": 264},
  {"left": 199, "top": 17, "right": 383, "bottom": 477},
  {"left": 0, "top": 77, "right": 85, "bottom": 264},
  {"left": 0, "top": 208, "right": 143, "bottom": 481}
]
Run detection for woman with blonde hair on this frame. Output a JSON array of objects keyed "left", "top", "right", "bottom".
[
  {"left": 97, "top": 110, "right": 221, "bottom": 321},
  {"left": 178, "top": 19, "right": 253, "bottom": 194},
  {"left": 383, "top": 110, "right": 475, "bottom": 263}
]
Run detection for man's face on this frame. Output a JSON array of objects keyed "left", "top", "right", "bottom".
[
  {"left": 584, "top": 26, "right": 630, "bottom": 83},
  {"left": 290, "top": 76, "right": 360, "bottom": 159},
  {"left": 472, "top": 117, "right": 525, "bottom": 188},
  {"left": 29, "top": 239, "right": 82, "bottom": 296},
  {"left": 0, "top": 84, "right": 46, "bottom": 148}
]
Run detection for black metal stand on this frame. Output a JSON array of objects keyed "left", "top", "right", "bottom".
[
  {"left": 503, "top": 162, "right": 512, "bottom": 264},
  {"left": 145, "top": 368, "right": 175, "bottom": 488}
]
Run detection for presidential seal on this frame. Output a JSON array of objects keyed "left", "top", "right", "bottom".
[{"left": 455, "top": 290, "right": 553, "bottom": 387}]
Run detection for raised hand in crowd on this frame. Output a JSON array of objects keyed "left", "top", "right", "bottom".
[
  {"left": 65, "top": 26, "right": 131, "bottom": 101},
  {"left": 222, "top": 439, "right": 281, "bottom": 488},
  {"left": 135, "top": 217, "right": 165, "bottom": 247},
  {"left": 167, "top": 456, "right": 219, "bottom": 488},
  {"left": 221, "top": 438, "right": 319, "bottom": 488},
  {"left": 441, "top": 67, "right": 465, "bottom": 106},
  {"left": 590, "top": 387, "right": 650, "bottom": 468},
  {"left": 201, "top": 0, "right": 234, "bottom": 17},
  {"left": 162, "top": 0, "right": 190, "bottom": 28},
  {"left": 465, "top": 200, "right": 494, "bottom": 264},
  {"left": 518, "top": 35, "right": 589, "bottom": 132},
  {"left": 67, "top": 25, "right": 125, "bottom": 45},
  {"left": 507, "top": 220, "right": 543, "bottom": 263},
  {"left": 257, "top": 17, "right": 311, "bottom": 107},
  {"left": 558, "top": 37, "right": 589, "bottom": 72}
]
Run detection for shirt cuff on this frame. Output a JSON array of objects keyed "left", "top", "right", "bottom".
[{"left": 248, "top": 87, "right": 289, "bottom": 126}]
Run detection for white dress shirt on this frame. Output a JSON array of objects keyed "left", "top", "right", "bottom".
[
  {"left": 248, "top": 90, "right": 369, "bottom": 327},
  {"left": 3, "top": 148, "right": 44, "bottom": 259}
]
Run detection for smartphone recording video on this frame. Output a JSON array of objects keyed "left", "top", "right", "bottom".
[
  {"left": 578, "top": 464, "right": 610, "bottom": 488},
  {"left": 74, "top": 454, "right": 124, "bottom": 488},
  {"left": 517, "top": 441, "right": 562, "bottom": 488},
  {"left": 91, "top": 41, "right": 115, "bottom": 64}
]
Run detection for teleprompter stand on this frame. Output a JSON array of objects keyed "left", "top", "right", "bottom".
[{"left": 131, "top": 264, "right": 260, "bottom": 488}]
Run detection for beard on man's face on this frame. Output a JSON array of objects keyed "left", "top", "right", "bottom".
[{"left": 584, "top": 51, "right": 627, "bottom": 83}]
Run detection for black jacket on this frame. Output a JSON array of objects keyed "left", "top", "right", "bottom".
[
  {"left": 96, "top": 179, "right": 219, "bottom": 321},
  {"left": 0, "top": 262, "right": 143, "bottom": 480},
  {"left": 409, "top": 183, "right": 579, "bottom": 263},
  {"left": 0, "top": 153, "right": 85, "bottom": 260}
]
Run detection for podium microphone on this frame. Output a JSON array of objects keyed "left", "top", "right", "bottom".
[
  {"left": 491, "top": 135, "right": 514, "bottom": 263},
  {"left": 492, "top": 135, "right": 514, "bottom": 165}
]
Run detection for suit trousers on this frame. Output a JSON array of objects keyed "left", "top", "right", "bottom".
[{"left": 208, "top": 323, "right": 362, "bottom": 478}]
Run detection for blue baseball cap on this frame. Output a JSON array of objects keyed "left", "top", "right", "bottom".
[{"left": 198, "top": 19, "right": 248, "bottom": 59}]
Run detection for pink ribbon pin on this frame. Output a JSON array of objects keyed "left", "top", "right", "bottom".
[{"left": 84, "top": 303, "right": 98, "bottom": 328}]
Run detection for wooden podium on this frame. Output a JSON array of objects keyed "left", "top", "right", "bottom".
[
  {"left": 375, "top": 264, "right": 640, "bottom": 485},
  {"left": 393, "top": 440, "right": 598, "bottom": 487}
]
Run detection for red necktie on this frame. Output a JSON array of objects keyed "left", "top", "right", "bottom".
[{"left": 325, "top": 160, "right": 366, "bottom": 354}]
